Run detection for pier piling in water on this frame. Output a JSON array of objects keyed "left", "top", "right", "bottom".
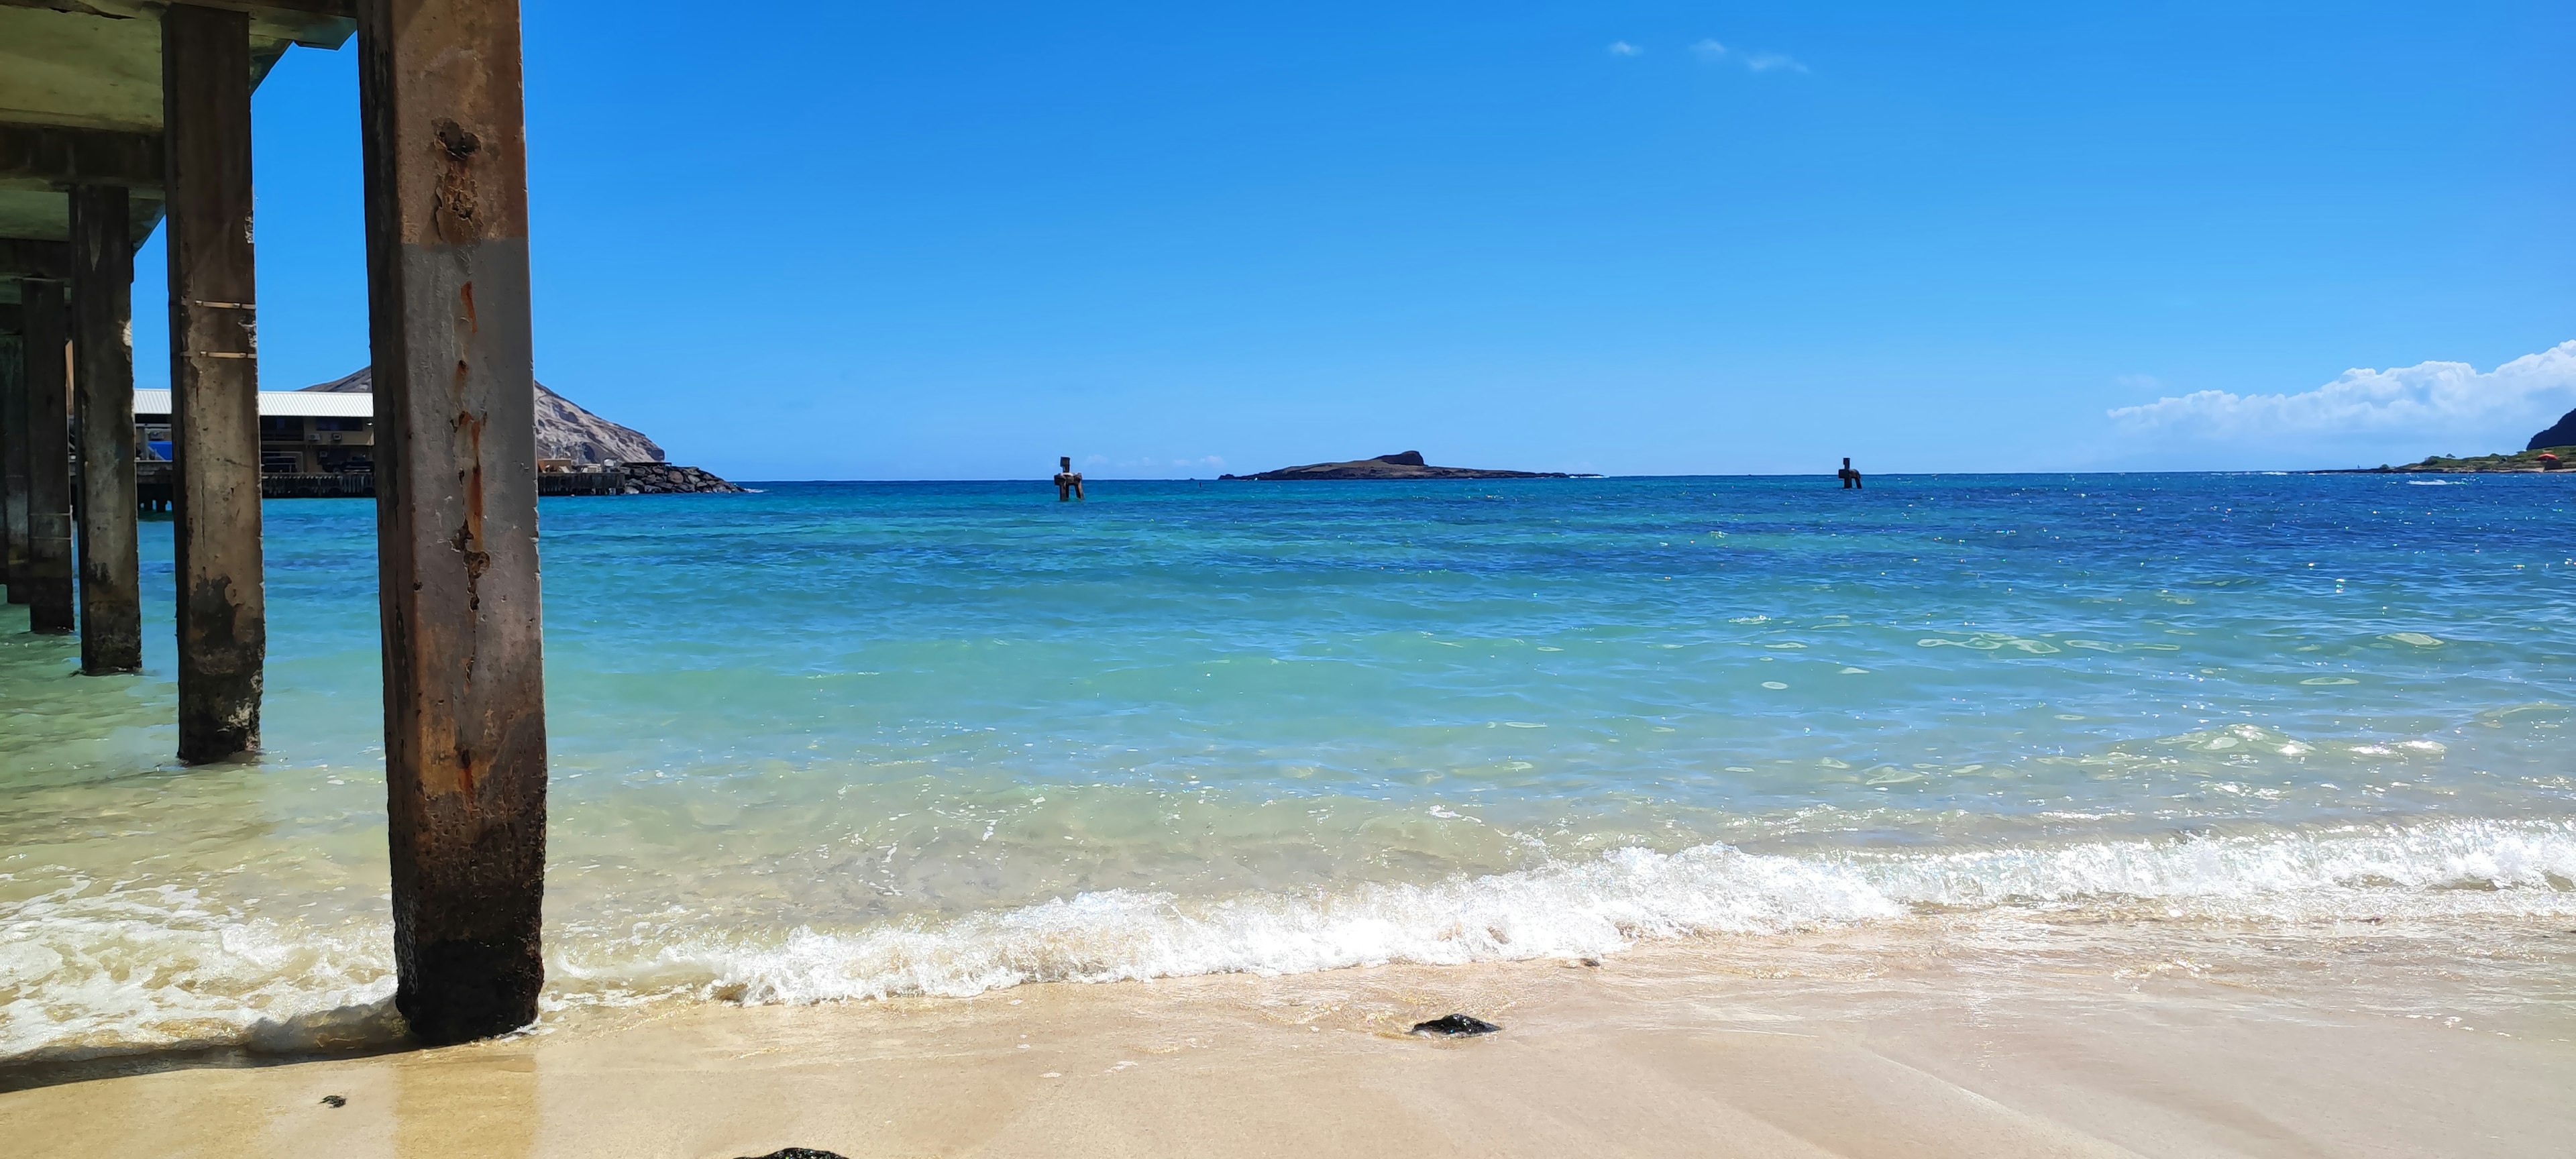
[
  {"left": 19, "top": 278, "right": 74, "bottom": 632},
  {"left": 69, "top": 184, "right": 141, "bottom": 673},
  {"left": 359, "top": 0, "right": 552, "bottom": 1044},
  {"left": 164, "top": 4, "right": 267, "bottom": 761},
  {"left": 5, "top": 0, "right": 549, "bottom": 1046},
  {"left": 2, "top": 318, "right": 23, "bottom": 604}
]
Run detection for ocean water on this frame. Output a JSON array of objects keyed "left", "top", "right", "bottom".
[{"left": 3, "top": 474, "right": 2573, "bottom": 1058}]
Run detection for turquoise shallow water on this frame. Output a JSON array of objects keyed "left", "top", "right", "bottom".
[{"left": 4, "top": 474, "right": 2574, "bottom": 1056}]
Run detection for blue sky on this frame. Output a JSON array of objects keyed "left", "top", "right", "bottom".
[{"left": 131, "top": 1, "right": 2574, "bottom": 478}]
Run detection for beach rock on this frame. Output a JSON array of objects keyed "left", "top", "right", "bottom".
[
  {"left": 1410, "top": 1013, "right": 1502, "bottom": 1037},
  {"left": 735, "top": 1150, "right": 850, "bottom": 1159},
  {"left": 2530, "top": 406, "right": 2576, "bottom": 451},
  {"left": 1221, "top": 451, "right": 1571, "bottom": 481},
  {"left": 319, "top": 1095, "right": 345, "bottom": 1108}
]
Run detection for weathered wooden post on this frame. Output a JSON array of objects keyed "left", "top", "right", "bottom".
[
  {"left": 356, "top": 0, "right": 550, "bottom": 1044},
  {"left": 2, "top": 308, "right": 22, "bottom": 606},
  {"left": 164, "top": 3, "right": 266, "bottom": 761},
  {"left": 21, "top": 278, "right": 74, "bottom": 633},
  {"left": 68, "top": 184, "right": 140, "bottom": 673}
]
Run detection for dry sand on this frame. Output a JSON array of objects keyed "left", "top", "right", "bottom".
[{"left": 5, "top": 920, "right": 2573, "bottom": 1158}]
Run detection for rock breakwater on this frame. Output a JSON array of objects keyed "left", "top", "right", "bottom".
[{"left": 619, "top": 463, "right": 745, "bottom": 494}]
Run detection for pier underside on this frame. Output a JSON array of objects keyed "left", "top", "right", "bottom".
[{"left": 1, "top": 0, "right": 550, "bottom": 1044}]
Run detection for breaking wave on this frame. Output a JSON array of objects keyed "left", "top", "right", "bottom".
[
  {"left": 7, "top": 816, "right": 2573, "bottom": 1059},
  {"left": 566, "top": 816, "right": 2576, "bottom": 1005}
]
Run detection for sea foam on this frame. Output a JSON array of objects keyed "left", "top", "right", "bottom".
[
  {"left": 7, "top": 816, "right": 2573, "bottom": 1059},
  {"left": 550, "top": 816, "right": 2576, "bottom": 1007}
]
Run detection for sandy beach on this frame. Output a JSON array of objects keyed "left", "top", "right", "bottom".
[
  {"left": 7, "top": 1, "right": 2573, "bottom": 1154},
  {"left": 8, "top": 914, "right": 2572, "bottom": 1158}
]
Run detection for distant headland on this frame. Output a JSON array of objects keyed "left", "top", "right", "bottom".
[
  {"left": 301, "top": 369, "right": 743, "bottom": 494},
  {"left": 1220, "top": 451, "right": 1580, "bottom": 481},
  {"left": 2332, "top": 406, "right": 2576, "bottom": 474}
]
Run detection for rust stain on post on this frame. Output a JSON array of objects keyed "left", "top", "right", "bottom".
[{"left": 359, "top": 0, "right": 547, "bottom": 1046}]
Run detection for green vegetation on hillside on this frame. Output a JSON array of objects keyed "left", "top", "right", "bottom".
[{"left": 2369, "top": 445, "right": 2576, "bottom": 473}]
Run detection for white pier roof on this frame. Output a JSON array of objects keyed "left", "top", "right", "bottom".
[{"left": 133, "top": 390, "right": 375, "bottom": 419}]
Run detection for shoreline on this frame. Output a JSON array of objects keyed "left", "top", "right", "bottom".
[
  {"left": 8, "top": 813, "right": 2573, "bottom": 1067},
  {"left": 7, "top": 917, "right": 2572, "bottom": 1156}
]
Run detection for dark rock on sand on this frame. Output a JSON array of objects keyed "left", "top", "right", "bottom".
[
  {"left": 1410, "top": 1013, "right": 1502, "bottom": 1037},
  {"left": 1222, "top": 451, "right": 1571, "bottom": 482},
  {"left": 735, "top": 1150, "right": 851, "bottom": 1159},
  {"left": 319, "top": 1095, "right": 346, "bottom": 1108},
  {"left": 2530, "top": 406, "right": 2576, "bottom": 451}
]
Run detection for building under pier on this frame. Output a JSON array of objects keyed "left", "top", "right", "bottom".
[
  {"left": 2, "top": 0, "right": 553, "bottom": 1045},
  {"left": 129, "top": 386, "right": 651, "bottom": 502},
  {"left": 134, "top": 386, "right": 378, "bottom": 476}
]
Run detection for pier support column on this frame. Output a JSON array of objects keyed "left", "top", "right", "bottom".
[
  {"left": 165, "top": 3, "right": 266, "bottom": 761},
  {"left": 21, "top": 279, "right": 73, "bottom": 632},
  {"left": 358, "top": 0, "right": 549, "bottom": 1045},
  {"left": 3, "top": 315, "right": 23, "bottom": 605},
  {"left": 69, "top": 184, "right": 140, "bottom": 673}
]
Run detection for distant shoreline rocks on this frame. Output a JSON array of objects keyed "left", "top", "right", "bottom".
[
  {"left": 2331, "top": 449, "right": 2571, "bottom": 475},
  {"left": 1220, "top": 451, "right": 1583, "bottom": 481},
  {"left": 2322, "top": 406, "right": 2576, "bottom": 474}
]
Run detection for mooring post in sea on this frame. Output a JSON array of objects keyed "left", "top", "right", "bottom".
[
  {"left": 1, "top": 305, "right": 23, "bottom": 604},
  {"left": 19, "top": 277, "right": 74, "bottom": 632},
  {"left": 359, "top": 0, "right": 552, "bottom": 1045},
  {"left": 164, "top": 3, "right": 268, "bottom": 761},
  {"left": 69, "top": 184, "right": 142, "bottom": 673}
]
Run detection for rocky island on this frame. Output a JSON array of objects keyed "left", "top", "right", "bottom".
[
  {"left": 2341, "top": 406, "right": 2576, "bottom": 474},
  {"left": 1220, "top": 451, "right": 1575, "bottom": 481}
]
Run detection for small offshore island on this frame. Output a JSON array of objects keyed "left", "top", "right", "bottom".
[
  {"left": 2332, "top": 406, "right": 2576, "bottom": 474},
  {"left": 1220, "top": 450, "right": 1582, "bottom": 480}
]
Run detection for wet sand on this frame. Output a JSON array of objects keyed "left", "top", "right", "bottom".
[{"left": 6, "top": 919, "right": 2573, "bottom": 1158}]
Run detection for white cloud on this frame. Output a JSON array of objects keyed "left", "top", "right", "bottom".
[
  {"left": 1692, "top": 38, "right": 1806, "bottom": 74},
  {"left": 1607, "top": 40, "right": 1640, "bottom": 56},
  {"left": 2108, "top": 341, "right": 2576, "bottom": 447}
]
